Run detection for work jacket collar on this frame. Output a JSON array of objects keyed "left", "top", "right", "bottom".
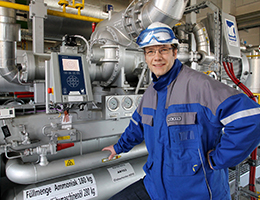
[{"left": 152, "top": 59, "right": 183, "bottom": 91}]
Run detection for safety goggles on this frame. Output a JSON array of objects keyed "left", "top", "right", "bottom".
[{"left": 136, "top": 27, "right": 176, "bottom": 47}]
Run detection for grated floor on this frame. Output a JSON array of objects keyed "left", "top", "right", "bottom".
[{"left": 230, "top": 148, "right": 260, "bottom": 200}]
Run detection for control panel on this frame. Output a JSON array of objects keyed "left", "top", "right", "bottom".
[
  {"left": 102, "top": 95, "right": 143, "bottom": 119},
  {"left": 48, "top": 53, "right": 93, "bottom": 103}
]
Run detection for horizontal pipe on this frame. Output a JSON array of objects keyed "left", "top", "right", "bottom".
[
  {"left": 6, "top": 142, "right": 148, "bottom": 185},
  {"left": 0, "top": 1, "right": 29, "bottom": 11},
  {"left": 14, "top": 91, "right": 34, "bottom": 95},
  {"left": 3, "top": 156, "right": 147, "bottom": 200},
  {"left": 0, "top": 1, "right": 103, "bottom": 22},
  {"left": 247, "top": 55, "right": 260, "bottom": 58},
  {"left": 16, "top": 94, "right": 34, "bottom": 98},
  {"left": 47, "top": 9, "right": 102, "bottom": 23}
]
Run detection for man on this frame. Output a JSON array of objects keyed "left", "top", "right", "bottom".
[{"left": 102, "top": 22, "right": 260, "bottom": 200}]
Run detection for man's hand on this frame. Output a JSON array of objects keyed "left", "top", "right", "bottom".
[{"left": 102, "top": 145, "right": 117, "bottom": 160}]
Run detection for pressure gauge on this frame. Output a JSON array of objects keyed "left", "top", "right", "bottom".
[
  {"left": 107, "top": 97, "right": 119, "bottom": 111},
  {"left": 122, "top": 96, "right": 133, "bottom": 110}
]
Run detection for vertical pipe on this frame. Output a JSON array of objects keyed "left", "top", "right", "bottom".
[{"left": 0, "top": 1, "right": 20, "bottom": 84}]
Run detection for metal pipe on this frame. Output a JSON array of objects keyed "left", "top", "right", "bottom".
[
  {"left": 141, "top": 0, "right": 189, "bottom": 28},
  {"left": 0, "top": 0, "right": 29, "bottom": 11},
  {"left": 247, "top": 55, "right": 260, "bottom": 58},
  {"left": 0, "top": 1, "right": 103, "bottom": 22},
  {"left": 193, "top": 22, "right": 210, "bottom": 55},
  {"left": 3, "top": 156, "right": 147, "bottom": 200},
  {"left": 47, "top": 9, "right": 102, "bottom": 23},
  {"left": 6, "top": 143, "right": 148, "bottom": 184},
  {"left": 45, "top": 60, "right": 50, "bottom": 114},
  {"left": 193, "top": 22, "right": 215, "bottom": 64},
  {"left": 135, "top": 64, "right": 147, "bottom": 94},
  {"left": 0, "top": 1, "right": 20, "bottom": 84}
]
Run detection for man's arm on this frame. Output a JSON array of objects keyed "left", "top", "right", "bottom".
[
  {"left": 208, "top": 93, "right": 260, "bottom": 169},
  {"left": 102, "top": 110, "right": 144, "bottom": 159}
]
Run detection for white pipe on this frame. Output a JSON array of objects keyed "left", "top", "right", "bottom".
[{"left": 6, "top": 143, "right": 147, "bottom": 185}]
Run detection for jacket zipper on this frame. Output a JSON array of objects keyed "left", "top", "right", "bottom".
[{"left": 198, "top": 148, "right": 212, "bottom": 200}]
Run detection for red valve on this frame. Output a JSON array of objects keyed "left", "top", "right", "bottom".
[
  {"left": 47, "top": 88, "right": 53, "bottom": 94},
  {"left": 57, "top": 143, "right": 74, "bottom": 151},
  {"left": 92, "top": 22, "right": 96, "bottom": 32}
]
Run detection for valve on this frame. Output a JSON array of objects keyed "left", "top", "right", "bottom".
[{"left": 57, "top": 143, "right": 74, "bottom": 151}]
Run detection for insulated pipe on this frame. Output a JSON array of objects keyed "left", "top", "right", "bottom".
[
  {"left": 20, "top": 52, "right": 50, "bottom": 82},
  {"left": 193, "top": 22, "right": 210, "bottom": 55},
  {"left": 6, "top": 143, "right": 147, "bottom": 185},
  {"left": 193, "top": 22, "right": 215, "bottom": 64},
  {"left": 0, "top": 1, "right": 20, "bottom": 84},
  {"left": 141, "top": 0, "right": 189, "bottom": 29}
]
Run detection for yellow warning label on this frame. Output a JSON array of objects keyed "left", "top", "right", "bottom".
[
  {"left": 102, "top": 155, "right": 121, "bottom": 163},
  {"left": 64, "top": 159, "right": 75, "bottom": 167},
  {"left": 58, "top": 135, "right": 71, "bottom": 141}
]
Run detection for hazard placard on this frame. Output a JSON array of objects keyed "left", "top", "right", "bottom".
[{"left": 64, "top": 159, "right": 75, "bottom": 167}]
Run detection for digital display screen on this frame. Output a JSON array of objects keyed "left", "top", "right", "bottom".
[
  {"left": 62, "top": 59, "right": 80, "bottom": 71},
  {"left": 58, "top": 55, "right": 86, "bottom": 96}
]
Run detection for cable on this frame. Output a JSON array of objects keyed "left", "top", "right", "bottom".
[{"left": 72, "top": 34, "right": 90, "bottom": 53}]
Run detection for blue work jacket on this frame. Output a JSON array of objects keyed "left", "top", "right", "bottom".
[{"left": 114, "top": 59, "right": 260, "bottom": 200}]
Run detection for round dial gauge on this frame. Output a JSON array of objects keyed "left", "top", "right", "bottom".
[
  {"left": 122, "top": 96, "right": 133, "bottom": 110},
  {"left": 107, "top": 97, "right": 119, "bottom": 111}
]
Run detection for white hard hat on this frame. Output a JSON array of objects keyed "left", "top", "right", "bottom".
[{"left": 136, "top": 22, "right": 179, "bottom": 48}]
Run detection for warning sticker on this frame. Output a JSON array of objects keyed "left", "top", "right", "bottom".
[
  {"left": 23, "top": 174, "right": 98, "bottom": 200},
  {"left": 64, "top": 159, "right": 75, "bottom": 167},
  {"left": 107, "top": 163, "right": 135, "bottom": 182},
  {"left": 57, "top": 136, "right": 70, "bottom": 141}
]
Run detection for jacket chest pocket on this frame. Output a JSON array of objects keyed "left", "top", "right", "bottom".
[
  {"left": 142, "top": 114, "right": 153, "bottom": 127},
  {"left": 166, "top": 112, "right": 202, "bottom": 176},
  {"left": 167, "top": 112, "right": 197, "bottom": 143}
]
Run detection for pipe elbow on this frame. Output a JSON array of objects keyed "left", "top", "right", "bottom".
[
  {"left": 6, "top": 159, "right": 36, "bottom": 184},
  {"left": 193, "top": 22, "right": 211, "bottom": 55},
  {"left": 101, "top": 62, "right": 116, "bottom": 81},
  {"left": 141, "top": 0, "right": 189, "bottom": 28}
]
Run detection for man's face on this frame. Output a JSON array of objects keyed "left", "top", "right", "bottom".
[{"left": 144, "top": 44, "right": 177, "bottom": 78}]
